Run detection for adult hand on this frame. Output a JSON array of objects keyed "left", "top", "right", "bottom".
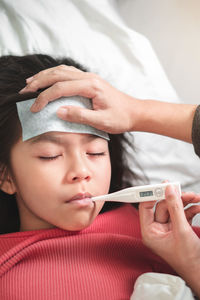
[
  {"left": 19, "top": 65, "right": 140, "bottom": 134},
  {"left": 139, "top": 185, "right": 200, "bottom": 297}
]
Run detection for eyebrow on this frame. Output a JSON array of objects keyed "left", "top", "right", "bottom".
[
  {"left": 29, "top": 134, "right": 63, "bottom": 145},
  {"left": 29, "top": 133, "right": 100, "bottom": 145}
]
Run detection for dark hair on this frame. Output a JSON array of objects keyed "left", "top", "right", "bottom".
[{"left": 0, "top": 54, "right": 144, "bottom": 234}]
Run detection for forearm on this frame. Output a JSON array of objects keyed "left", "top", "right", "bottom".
[{"left": 131, "top": 99, "right": 197, "bottom": 143}]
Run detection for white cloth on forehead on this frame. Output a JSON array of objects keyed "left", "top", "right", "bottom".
[{"left": 16, "top": 96, "right": 109, "bottom": 141}]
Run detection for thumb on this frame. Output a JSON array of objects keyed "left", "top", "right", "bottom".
[
  {"left": 165, "top": 185, "right": 188, "bottom": 231},
  {"left": 57, "top": 106, "right": 109, "bottom": 132}
]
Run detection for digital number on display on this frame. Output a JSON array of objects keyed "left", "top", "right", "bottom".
[{"left": 139, "top": 191, "right": 153, "bottom": 197}]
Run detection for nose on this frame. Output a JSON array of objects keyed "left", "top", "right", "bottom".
[{"left": 66, "top": 156, "right": 92, "bottom": 183}]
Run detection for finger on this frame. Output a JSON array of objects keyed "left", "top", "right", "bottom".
[
  {"left": 185, "top": 205, "right": 200, "bottom": 225},
  {"left": 26, "top": 65, "right": 83, "bottom": 83},
  {"left": 30, "top": 79, "right": 97, "bottom": 112},
  {"left": 57, "top": 106, "right": 112, "bottom": 133},
  {"left": 20, "top": 70, "right": 90, "bottom": 93},
  {"left": 21, "top": 66, "right": 64, "bottom": 89},
  {"left": 25, "top": 72, "right": 81, "bottom": 92},
  {"left": 154, "top": 200, "right": 169, "bottom": 223},
  {"left": 139, "top": 201, "right": 157, "bottom": 231},
  {"left": 181, "top": 192, "right": 200, "bottom": 206},
  {"left": 165, "top": 185, "right": 188, "bottom": 231}
]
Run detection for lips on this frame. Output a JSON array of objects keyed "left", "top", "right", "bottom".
[{"left": 68, "top": 192, "right": 92, "bottom": 202}]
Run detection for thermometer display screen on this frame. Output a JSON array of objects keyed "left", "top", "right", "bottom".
[{"left": 139, "top": 191, "right": 153, "bottom": 197}]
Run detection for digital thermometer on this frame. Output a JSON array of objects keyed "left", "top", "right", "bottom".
[{"left": 92, "top": 182, "right": 181, "bottom": 203}]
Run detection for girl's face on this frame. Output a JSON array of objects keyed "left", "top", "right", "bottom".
[{"left": 9, "top": 132, "right": 111, "bottom": 231}]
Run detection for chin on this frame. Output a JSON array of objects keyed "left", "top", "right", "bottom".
[
  {"left": 57, "top": 203, "right": 101, "bottom": 231},
  {"left": 59, "top": 216, "right": 96, "bottom": 232},
  {"left": 60, "top": 222, "right": 92, "bottom": 232}
]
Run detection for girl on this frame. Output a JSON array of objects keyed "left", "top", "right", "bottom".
[
  {"left": 24, "top": 64, "right": 200, "bottom": 298},
  {"left": 0, "top": 54, "right": 199, "bottom": 300}
]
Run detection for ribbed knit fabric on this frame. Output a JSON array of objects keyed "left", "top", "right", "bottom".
[{"left": 0, "top": 204, "right": 195, "bottom": 300}]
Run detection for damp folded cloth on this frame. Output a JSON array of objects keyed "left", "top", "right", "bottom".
[{"left": 16, "top": 96, "right": 109, "bottom": 141}]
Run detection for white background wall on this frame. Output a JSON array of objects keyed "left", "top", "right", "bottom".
[{"left": 116, "top": 0, "right": 200, "bottom": 104}]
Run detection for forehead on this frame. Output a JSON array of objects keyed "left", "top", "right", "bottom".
[{"left": 28, "top": 132, "right": 107, "bottom": 146}]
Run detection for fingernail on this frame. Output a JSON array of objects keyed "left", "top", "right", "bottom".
[
  {"left": 26, "top": 76, "right": 34, "bottom": 83},
  {"left": 31, "top": 102, "right": 40, "bottom": 112},
  {"left": 166, "top": 184, "right": 175, "bottom": 196},
  {"left": 162, "top": 179, "right": 169, "bottom": 183},
  {"left": 19, "top": 86, "right": 27, "bottom": 94},
  {"left": 57, "top": 107, "right": 68, "bottom": 118}
]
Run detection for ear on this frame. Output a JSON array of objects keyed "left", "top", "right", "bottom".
[{"left": 0, "top": 173, "right": 16, "bottom": 195}]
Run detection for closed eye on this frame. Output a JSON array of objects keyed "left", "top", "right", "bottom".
[
  {"left": 39, "top": 155, "right": 62, "bottom": 160},
  {"left": 87, "top": 152, "right": 105, "bottom": 156}
]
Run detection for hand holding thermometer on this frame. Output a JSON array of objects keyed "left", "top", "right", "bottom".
[{"left": 92, "top": 182, "right": 181, "bottom": 203}]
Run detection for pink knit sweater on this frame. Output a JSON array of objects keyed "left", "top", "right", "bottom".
[{"left": 0, "top": 204, "right": 190, "bottom": 300}]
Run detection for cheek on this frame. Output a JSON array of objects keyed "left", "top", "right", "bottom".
[
  {"left": 11, "top": 158, "right": 56, "bottom": 200},
  {"left": 96, "top": 158, "right": 111, "bottom": 191}
]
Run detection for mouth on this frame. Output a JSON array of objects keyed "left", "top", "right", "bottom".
[{"left": 67, "top": 192, "right": 93, "bottom": 204}]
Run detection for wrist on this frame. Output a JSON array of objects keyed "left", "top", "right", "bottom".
[
  {"left": 127, "top": 98, "right": 148, "bottom": 132},
  {"left": 129, "top": 99, "right": 169, "bottom": 133},
  {"left": 178, "top": 263, "right": 200, "bottom": 298},
  {"left": 169, "top": 245, "right": 200, "bottom": 298}
]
